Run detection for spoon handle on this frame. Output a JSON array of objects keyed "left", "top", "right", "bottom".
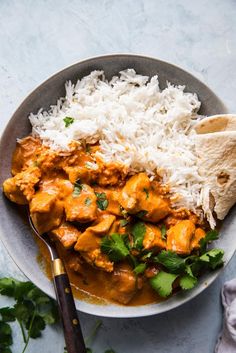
[{"left": 52, "top": 258, "right": 87, "bottom": 353}]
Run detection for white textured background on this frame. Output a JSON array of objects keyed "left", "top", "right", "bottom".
[{"left": 0, "top": 0, "right": 236, "bottom": 352}]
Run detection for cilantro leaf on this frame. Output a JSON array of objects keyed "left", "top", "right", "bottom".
[
  {"left": 179, "top": 275, "right": 197, "bottom": 290},
  {"left": 0, "top": 308, "right": 15, "bottom": 322},
  {"left": 0, "top": 321, "right": 12, "bottom": 346},
  {"left": 199, "top": 249, "right": 224, "bottom": 270},
  {"left": 143, "top": 188, "right": 149, "bottom": 199},
  {"left": 86, "top": 349, "right": 93, "bottom": 353},
  {"left": 161, "top": 225, "right": 167, "bottom": 240},
  {"left": 95, "top": 192, "right": 109, "bottom": 210},
  {"left": 134, "top": 263, "right": 147, "bottom": 275},
  {"left": 27, "top": 314, "right": 46, "bottom": 338},
  {"left": 200, "top": 230, "right": 219, "bottom": 253},
  {"left": 104, "top": 350, "right": 116, "bottom": 353},
  {"left": 154, "top": 250, "right": 186, "bottom": 274},
  {"left": 150, "top": 271, "right": 178, "bottom": 297},
  {"left": 101, "top": 233, "right": 129, "bottom": 262},
  {"left": 73, "top": 181, "right": 83, "bottom": 197},
  {"left": 136, "top": 210, "right": 148, "bottom": 219},
  {"left": 120, "top": 219, "right": 129, "bottom": 227},
  {"left": 63, "top": 117, "right": 74, "bottom": 127},
  {"left": 85, "top": 197, "right": 92, "bottom": 206},
  {"left": 1, "top": 348, "right": 12, "bottom": 353},
  {"left": 131, "top": 222, "right": 146, "bottom": 250}
]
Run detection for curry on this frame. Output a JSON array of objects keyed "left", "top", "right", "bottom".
[{"left": 3, "top": 136, "right": 209, "bottom": 305}]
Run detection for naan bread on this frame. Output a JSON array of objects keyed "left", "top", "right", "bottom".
[
  {"left": 195, "top": 114, "right": 236, "bottom": 134},
  {"left": 195, "top": 115, "right": 236, "bottom": 228}
]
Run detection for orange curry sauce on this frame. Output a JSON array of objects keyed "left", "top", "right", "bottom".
[{"left": 3, "top": 136, "right": 207, "bottom": 306}]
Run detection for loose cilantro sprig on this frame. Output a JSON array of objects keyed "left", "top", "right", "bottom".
[
  {"left": 149, "top": 230, "right": 224, "bottom": 297},
  {"left": 101, "top": 234, "right": 129, "bottom": 262},
  {"left": 131, "top": 222, "right": 146, "bottom": 250},
  {"left": 95, "top": 192, "right": 109, "bottom": 210},
  {"left": 63, "top": 116, "right": 74, "bottom": 127},
  {"left": 0, "top": 278, "right": 58, "bottom": 353}
]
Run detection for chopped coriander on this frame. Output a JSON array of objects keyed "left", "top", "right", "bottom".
[
  {"left": 161, "top": 225, "right": 167, "bottom": 240},
  {"left": 134, "top": 263, "right": 147, "bottom": 275},
  {"left": 141, "top": 251, "right": 153, "bottom": 261},
  {"left": 95, "top": 192, "right": 108, "bottom": 210},
  {"left": 179, "top": 275, "right": 197, "bottom": 290},
  {"left": 153, "top": 250, "right": 186, "bottom": 274},
  {"left": 150, "top": 271, "right": 178, "bottom": 297},
  {"left": 120, "top": 219, "right": 129, "bottom": 227},
  {"left": 143, "top": 188, "right": 149, "bottom": 199},
  {"left": 101, "top": 233, "right": 129, "bottom": 262},
  {"left": 199, "top": 248, "right": 224, "bottom": 269},
  {"left": 136, "top": 210, "right": 148, "bottom": 219},
  {"left": 63, "top": 116, "right": 74, "bottom": 127},
  {"left": 73, "top": 180, "right": 83, "bottom": 197},
  {"left": 131, "top": 222, "right": 146, "bottom": 250},
  {"left": 85, "top": 198, "right": 92, "bottom": 206},
  {"left": 200, "top": 230, "right": 219, "bottom": 253}
]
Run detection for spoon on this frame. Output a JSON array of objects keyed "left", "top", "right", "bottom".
[{"left": 29, "top": 215, "right": 87, "bottom": 353}]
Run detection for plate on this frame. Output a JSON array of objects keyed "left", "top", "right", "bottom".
[{"left": 0, "top": 54, "right": 235, "bottom": 318}]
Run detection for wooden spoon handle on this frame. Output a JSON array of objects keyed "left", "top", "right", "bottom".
[{"left": 52, "top": 259, "right": 87, "bottom": 353}]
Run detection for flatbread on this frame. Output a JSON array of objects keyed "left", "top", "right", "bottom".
[
  {"left": 194, "top": 115, "right": 236, "bottom": 227},
  {"left": 195, "top": 114, "right": 236, "bottom": 134}
]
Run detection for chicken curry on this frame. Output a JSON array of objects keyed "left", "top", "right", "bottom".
[{"left": 3, "top": 136, "right": 211, "bottom": 305}]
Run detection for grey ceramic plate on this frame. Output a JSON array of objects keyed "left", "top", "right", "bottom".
[{"left": 0, "top": 54, "right": 235, "bottom": 318}]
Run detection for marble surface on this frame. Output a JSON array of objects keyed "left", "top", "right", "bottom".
[{"left": 0, "top": 0, "right": 236, "bottom": 352}]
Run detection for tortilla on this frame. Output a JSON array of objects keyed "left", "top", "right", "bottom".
[
  {"left": 195, "top": 115, "right": 236, "bottom": 227},
  {"left": 195, "top": 114, "right": 236, "bottom": 134}
]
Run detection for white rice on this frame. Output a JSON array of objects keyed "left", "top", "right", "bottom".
[{"left": 29, "top": 69, "right": 214, "bottom": 227}]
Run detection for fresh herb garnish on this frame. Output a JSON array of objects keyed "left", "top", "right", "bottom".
[
  {"left": 131, "top": 222, "right": 146, "bottom": 250},
  {"left": 63, "top": 117, "right": 74, "bottom": 127},
  {"left": 95, "top": 192, "right": 108, "bottom": 210},
  {"left": 199, "top": 248, "right": 224, "bottom": 269},
  {"left": 134, "top": 263, "right": 147, "bottom": 275},
  {"left": 120, "top": 219, "right": 129, "bottom": 227},
  {"left": 150, "top": 271, "right": 178, "bottom": 297},
  {"left": 153, "top": 250, "right": 186, "bottom": 274},
  {"left": 179, "top": 275, "right": 197, "bottom": 290},
  {"left": 199, "top": 230, "right": 219, "bottom": 253},
  {"left": 150, "top": 247, "right": 224, "bottom": 297},
  {"left": 73, "top": 180, "right": 83, "bottom": 197},
  {"left": 0, "top": 278, "right": 58, "bottom": 353},
  {"left": 101, "top": 234, "right": 129, "bottom": 262},
  {"left": 136, "top": 210, "right": 148, "bottom": 219},
  {"left": 143, "top": 188, "right": 149, "bottom": 199},
  {"left": 85, "top": 198, "right": 92, "bottom": 206},
  {"left": 161, "top": 225, "right": 167, "bottom": 240}
]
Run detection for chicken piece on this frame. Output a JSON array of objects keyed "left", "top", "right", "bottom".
[
  {"left": 49, "top": 222, "right": 81, "bottom": 249},
  {"left": 166, "top": 220, "right": 196, "bottom": 255},
  {"left": 191, "top": 228, "right": 206, "bottom": 249},
  {"left": 96, "top": 161, "right": 127, "bottom": 186},
  {"left": 74, "top": 214, "right": 115, "bottom": 271},
  {"left": 65, "top": 184, "right": 97, "bottom": 223},
  {"left": 143, "top": 223, "right": 166, "bottom": 250},
  {"left": 63, "top": 165, "right": 97, "bottom": 184},
  {"left": 30, "top": 191, "right": 64, "bottom": 234},
  {"left": 109, "top": 263, "right": 140, "bottom": 304},
  {"left": 119, "top": 173, "right": 170, "bottom": 222},
  {"left": 3, "top": 166, "right": 41, "bottom": 204},
  {"left": 11, "top": 136, "right": 42, "bottom": 175}
]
